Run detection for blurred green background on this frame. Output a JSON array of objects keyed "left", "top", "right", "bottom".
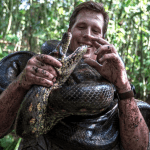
[{"left": 0, "top": 0, "right": 150, "bottom": 149}]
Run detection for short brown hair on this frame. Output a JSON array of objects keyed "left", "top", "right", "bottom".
[{"left": 69, "top": 1, "right": 109, "bottom": 38}]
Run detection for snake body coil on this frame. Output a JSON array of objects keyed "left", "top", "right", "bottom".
[
  {"left": 0, "top": 33, "right": 150, "bottom": 149},
  {"left": 15, "top": 32, "right": 115, "bottom": 139},
  {"left": 15, "top": 32, "right": 88, "bottom": 138}
]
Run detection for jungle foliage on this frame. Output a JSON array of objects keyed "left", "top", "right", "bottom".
[{"left": 0, "top": 0, "right": 150, "bottom": 149}]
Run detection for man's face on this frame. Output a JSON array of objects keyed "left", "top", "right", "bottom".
[{"left": 68, "top": 10, "right": 104, "bottom": 60}]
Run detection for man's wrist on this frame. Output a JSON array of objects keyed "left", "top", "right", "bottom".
[
  {"left": 115, "top": 80, "right": 135, "bottom": 100},
  {"left": 116, "top": 81, "right": 131, "bottom": 93},
  {"left": 117, "top": 90, "right": 134, "bottom": 100},
  {"left": 17, "top": 73, "right": 31, "bottom": 91}
]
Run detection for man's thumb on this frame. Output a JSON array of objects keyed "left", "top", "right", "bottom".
[{"left": 84, "top": 58, "right": 102, "bottom": 72}]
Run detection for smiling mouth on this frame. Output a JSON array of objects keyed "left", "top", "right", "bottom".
[{"left": 79, "top": 43, "right": 92, "bottom": 48}]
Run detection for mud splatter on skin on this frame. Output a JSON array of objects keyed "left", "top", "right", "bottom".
[
  {"left": 35, "top": 67, "right": 38, "bottom": 73},
  {"left": 119, "top": 97, "right": 149, "bottom": 150},
  {"left": 42, "top": 69, "right": 47, "bottom": 76},
  {"left": 39, "top": 62, "right": 45, "bottom": 66}
]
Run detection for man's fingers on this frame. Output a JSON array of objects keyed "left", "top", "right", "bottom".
[
  {"left": 33, "top": 59, "right": 58, "bottom": 77},
  {"left": 94, "top": 46, "right": 112, "bottom": 55},
  {"left": 95, "top": 44, "right": 117, "bottom": 60},
  {"left": 84, "top": 58, "right": 102, "bottom": 72},
  {"left": 92, "top": 37, "right": 109, "bottom": 46},
  {"left": 98, "top": 53, "right": 119, "bottom": 64},
  {"left": 36, "top": 54, "right": 62, "bottom": 68},
  {"left": 31, "top": 66, "right": 56, "bottom": 81},
  {"left": 29, "top": 73, "right": 54, "bottom": 87}
]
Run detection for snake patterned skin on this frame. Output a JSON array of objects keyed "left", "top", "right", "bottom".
[
  {"left": 15, "top": 32, "right": 88, "bottom": 138},
  {"left": 1, "top": 33, "right": 150, "bottom": 149}
]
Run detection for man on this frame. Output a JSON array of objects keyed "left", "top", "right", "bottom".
[{"left": 0, "top": 1, "right": 149, "bottom": 150}]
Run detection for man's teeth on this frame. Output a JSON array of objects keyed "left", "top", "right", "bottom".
[{"left": 80, "top": 44, "right": 91, "bottom": 48}]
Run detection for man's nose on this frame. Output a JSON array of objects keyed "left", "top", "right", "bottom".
[{"left": 82, "top": 28, "right": 93, "bottom": 40}]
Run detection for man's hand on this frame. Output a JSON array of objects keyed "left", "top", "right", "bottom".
[
  {"left": 18, "top": 54, "right": 62, "bottom": 90},
  {"left": 84, "top": 37, "right": 131, "bottom": 93}
]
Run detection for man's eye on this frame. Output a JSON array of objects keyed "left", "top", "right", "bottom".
[
  {"left": 93, "top": 30, "right": 100, "bottom": 34},
  {"left": 93, "top": 30, "right": 98, "bottom": 33},
  {"left": 78, "top": 26, "right": 84, "bottom": 29}
]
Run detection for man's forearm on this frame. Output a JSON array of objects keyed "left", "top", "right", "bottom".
[
  {"left": 119, "top": 97, "right": 149, "bottom": 150},
  {"left": 0, "top": 78, "right": 29, "bottom": 138}
]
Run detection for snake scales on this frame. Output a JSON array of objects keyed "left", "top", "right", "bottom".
[
  {"left": 0, "top": 32, "right": 150, "bottom": 150},
  {"left": 14, "top": 32, "right": 115, "bottom": 139}
]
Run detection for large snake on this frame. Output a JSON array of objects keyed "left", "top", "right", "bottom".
[
  {"left": 15, "top": 32, "right": 115, "bottom": 139},
  {"left": 0, "top": 32, "right": 150, "bottom": 149},
  {"left": 15, "top": 32, "right": 88, "bottom": 138}
]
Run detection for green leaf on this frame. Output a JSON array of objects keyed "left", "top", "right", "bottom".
[
  {"left": 0, "top": 135, "right": 14, "bottom": 148},
  {"left": 58, "top": 7, "right": 64, "bottom": 15},
  {"left": 14, "top": 138, "right": 22, "bottom": 150},
  {"left": 126, "top": 0, "right": 131, "bottom": 6},
  {"left": 127, "top": 55, "right": 134, "bottom": 63}
]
